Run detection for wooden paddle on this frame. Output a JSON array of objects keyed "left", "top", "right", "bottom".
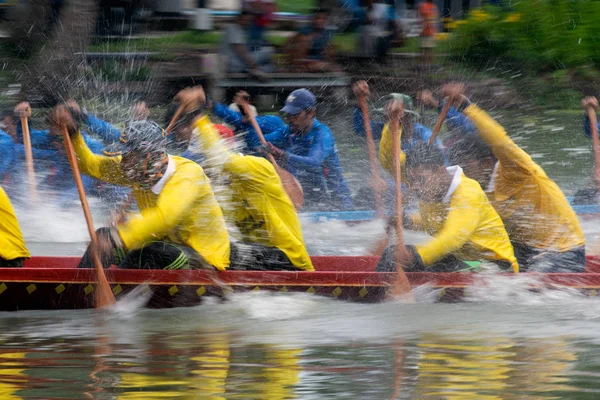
[
  {"left": 587, "top": 107, "right": 600, "bottom": 187},
  {"left": 62, "top": 126, "right": 116, "bottom": 308},
  {"left": 244, "top": 104, "right": 304, "bottom": 210},
  {"left": 387, "top": 111, "right": 412, "bottom": 300},
  {"left": 19, "top": 109, "right": 36, "bottom": 199},
  {"left": 428, "top": 100, "right": 452, "bottom": 145},
  {"left": 357, "top": 92, "right": 385, "bottom": 219}
]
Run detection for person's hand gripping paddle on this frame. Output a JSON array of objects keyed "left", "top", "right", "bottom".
[{"left": 15, "top": 102, "right": 36, "bottom": 199}]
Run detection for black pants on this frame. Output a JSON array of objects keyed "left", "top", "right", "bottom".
[
  {"left": 229, "top": 242, "right": 297, "bottom": 271},
  {"left": 512, "top": 243, "right": 586, "bottom": 273},
  {"left": 0, "top": 257, "right": 25, "bottom": 268},
  {"left": 376, "top": 245, "right": 472, "bottom": 273},
  {"left": 375, "top": 245, "right": 513, "bottom": 273},
  {"left": 78, "top": 228, "right": 201, "bottom": 270}
]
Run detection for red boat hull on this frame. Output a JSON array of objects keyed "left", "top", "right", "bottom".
[{"left": 0, "top": 255, "right": 594, "bottom": 310}]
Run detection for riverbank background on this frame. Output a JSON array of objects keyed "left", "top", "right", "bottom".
[{"left": 1, "top": 0, "right": 599, "bottom": 110}]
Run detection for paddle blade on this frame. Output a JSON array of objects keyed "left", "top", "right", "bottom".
[
  {"left": 389, "top": 267, "right": 413, "bottom": 299},
  {"left": 92, "top": 252, "right": 115, "bottom": 309}
]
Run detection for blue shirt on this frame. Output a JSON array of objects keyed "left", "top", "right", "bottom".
[
  {"left": 212, "top": 102, "right": 285, "bottom": 151},
  {"left": 298, "top": 26, "right": 334, "bottom": 60},
  {"left": 0, "top": 129, "right": 55, "bottom": 184},
  {"left": 14, "top": 115, "right": 126, "bottom": 202},
  {"left": 263, "top": 119, "right": 354, "bottom": 210}
]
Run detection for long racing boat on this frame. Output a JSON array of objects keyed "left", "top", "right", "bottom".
[{"left": 0, "top": 255, "right": 599, "bottom": 311}]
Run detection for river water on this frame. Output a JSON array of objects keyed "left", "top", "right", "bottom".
[{"left": 5, "top": 108, "right": 600, "bottom": 398}]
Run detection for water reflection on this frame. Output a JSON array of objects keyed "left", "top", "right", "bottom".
[
  {"left": 0, "top": 318, "right": 591, "bottom": 398},
  {"left": 414, "top": 336, "right": 576, "bottom": 399}
]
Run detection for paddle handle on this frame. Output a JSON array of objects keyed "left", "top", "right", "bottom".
[
  {"left": 588, "top": 108, "right": 600, "bottom": 187},
  {"left": 389, "top": 116, "right": 412, "bottom": 298},
  {"left": 428, "top": 100, "right": 452, "bottom": 145},
  {"left": 20, "top": 116, "right": 36, "bottom": 199},
  {"left": 246, "top": 112, "right": 278, "bottom": 165},
  {"left": 358, "top": 97, "right": 385, "bottom": 219},
  {"left": 245, "top": 105, "right": 304, "bottom": 210},
  {"left": 62, "top": 127, "right": 115, "bottom": 308},
  {"left": 165, "top": 104, "right": 185, "bottom": 134}
]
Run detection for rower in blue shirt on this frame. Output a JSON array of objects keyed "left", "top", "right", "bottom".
[
  {"left": 7, "top": 101, "right": 126, "bottom": 203},
  {"left": 0, "top": 110, "right": 55, "bottom": 192},
  {"left": 261, "top": 88, "right": 354, "bottom": 210}
]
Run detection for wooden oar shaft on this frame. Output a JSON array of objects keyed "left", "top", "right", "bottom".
[
  {"left": 389, "top": 117, "right": 412, "bottom": 298},
  {"left": 165, "top": 104, "right": 185, "bottom": 134},
  {"left": 20, "top": 116, "right": 36, "bottom": 198},
  {"left": 588, "top": 108, "right": 600, "bottom": 186},
  {"left": 428, "top": 100, "right": 452, "bottom": 145},
  {"left": 391, "top": 118, "right": 404, "bottom": 248},
  {"left": 246, "top": 108, "right": 304, "bottom": 210},
  {"left": 62, "top": 127, "right": 115, "bottom": 308},
  {"left": 358, "top": 97, "right": 384, "bottom": 219}
]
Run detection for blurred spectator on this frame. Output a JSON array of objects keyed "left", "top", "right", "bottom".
[
  {"left": 356, "top": 1, "right": 393, "bottom": 63},
  {"left": 285, "top": 8, "right": 339, "bottom": 72},
  {"left": 418, "top": 0, "right": 439, "bottom": 70},
  {"left": 243, "top": 0, "right": 276, "bottom": 50},
  {"left": 221, "top": 10, "right": 273, "bottom": 77},
  {"left": 229, "top": 90, "right": 258, "bottom": 118}
]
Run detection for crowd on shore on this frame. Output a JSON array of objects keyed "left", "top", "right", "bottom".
[{"left": 222, "top": 0, "right": 440, "bottom": 77}]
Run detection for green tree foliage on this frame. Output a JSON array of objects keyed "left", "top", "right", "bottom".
[{"left": 448, "top": 0, "right": 600, "bottom": 72}]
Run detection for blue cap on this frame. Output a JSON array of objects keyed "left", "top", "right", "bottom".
[{"left": 280, "top": 89, "right": 316, "bottom": 115}]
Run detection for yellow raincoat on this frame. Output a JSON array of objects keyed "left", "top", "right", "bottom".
[
  {"left": 464, "top": 104, "right": 585, "bottom": 252},
  {"left": 194, "top": 116, "right": 313, "bottom": 271},
  {"left": 72, "top": 132, "right": 231, "bottom": 270}
]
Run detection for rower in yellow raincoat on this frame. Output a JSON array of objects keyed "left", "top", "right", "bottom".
[
  {"left": 193, "top": 114, "right": 313, "bottom": 271},
  {"left": 50, "top": 105, "right": 230, "bottom": 271},
  {"left": 442, "top": 83, "right": 585, "bottom": 273},
  {"left": 0, "top": 186, "right": 29, "bottom": 267},
  {"left": 376, "top": 139, "right": 518, "bottom": 273}
]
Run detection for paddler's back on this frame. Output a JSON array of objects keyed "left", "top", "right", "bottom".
[
  {"left": 0, "top": 186, "right": 30, "bottom": 261},
  {"left": 227, "top": 154, "right": 314, "bottom": 271},
  {"left": 493, "top": 160, "right": 585, "bottom": 252}
]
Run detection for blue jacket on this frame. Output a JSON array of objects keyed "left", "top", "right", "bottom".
[
  {"left": 14, "top": 116, "right": 124, "bottom": 202},
  {"left": 212, "top": 102, "right": 285, "bottom": 151},
  {"left": 0, "top": 129, "right": 56, "bottom": 184},
  {"left": 263, "top": 119, "right": 354, "bottom": 210},
  {"left": 352, "top": 105, "right": 447, "bottom": 164},
  {"left": 16, "top": 113, "right": 122, "bottom": 146}
]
